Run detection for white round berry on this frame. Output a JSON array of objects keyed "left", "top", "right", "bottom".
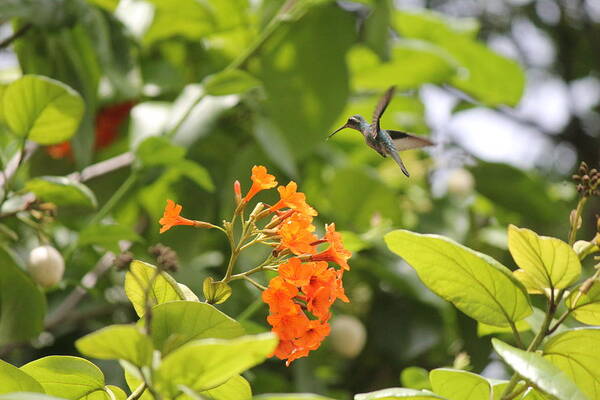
[
  {"left": 27, "top": 245, "right": 65, "bottom": 288},
  {"left": 329, "top": 315, "right": 367, "bottom": 358}
]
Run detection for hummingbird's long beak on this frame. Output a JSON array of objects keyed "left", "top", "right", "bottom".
[{"left": 327, "top": 124, "right": 347, "bottom": 140}]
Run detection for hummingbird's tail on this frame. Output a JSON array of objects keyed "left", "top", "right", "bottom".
[{"left": 389, "top": 150, "right": 410, "bottom": 177}]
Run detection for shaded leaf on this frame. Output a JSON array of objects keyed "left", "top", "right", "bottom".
[
  {"left": 25, "top": 177, "right": 97, "bottom": 209},
  {"left": 2, "top": 75, "right": 84, "bottom": 144},
  {"left": 491, "top": 339, "right": 587, "bottom": 400},
  {"left": 135, "top": 136, "right": 186, "bottom": 167},
  {"left": 385, "top": 230, "right": 532, "bottom": 327},
  {"left": 78, "top": 224, "right": 142, "bottom": 253},
  {"left": 203, "top": 69, "right": 261, "bottom": 96},
  {"left": 195, "top": 375, "right": 252, "bottom": 400}
]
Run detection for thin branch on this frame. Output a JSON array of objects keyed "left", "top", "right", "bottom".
[{"left": 0, "top": 23, "right": 32, "bottom": 49}]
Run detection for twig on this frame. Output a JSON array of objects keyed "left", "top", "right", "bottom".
[{"left": 0, "top": 23, "right": 32, "bottom": 49}]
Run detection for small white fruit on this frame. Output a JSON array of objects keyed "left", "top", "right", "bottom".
[
  {"left": 329, "top": 315, "right": 367, "bottom": 358},
  {"left": 27, "top": 245, "right": 65, "bottom": 288},
  {"left": 447, "top": 168, "right": 475, "bottom": 197}
]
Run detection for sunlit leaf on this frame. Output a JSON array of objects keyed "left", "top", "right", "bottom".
[
  {"left": 477, "top": 319, "right": 530, "bottom": 337},
  {"left": 385, "top": 230, "right": 532, "bottom": 327},
  {"left": 75, "top": 324, "right": 153, "bottom": 367},
  {"left": 195, "top": 375, "right": 252, "bottom": 400},
  {"left": 0, "top": 247, "right": 46, "bottom": 346},
  {"left": 25, "top": 176, "right": 97, "bottom": 209},
  {"left": 491, "top": 339, "right": 587, "bottom": 400},
  {"left": 400, "top": 367, "right": 431, "bottom": 390},
  {"left": 354, "top": 388, "right": 447, "bottom": 399},
  {"left": 203, "top": 69, "right": 261, "bottom": 96},
  {"left": 566, "top": 284, "right": 600, "bottom": 325},
  {"left": 543, "top": 328, "right": 600, "bottom": 400},
  {"left": 429, "top": 368, "right": 490, "bottom": 399},
  {"left": 508, "top": 225, "right": 581, "bottom": 292},
  {"left": 147, "top": 301, "right": 244, "bottom": 354},
  {"left": 2, "top": 75, "right": 84, "bottom": 144},
  {"left": 20, "top": 356, "right": 106, "bottom": 400},
  {"left": 254, "top": 395, "right": 336, "bottom": 400},
  {"left": 124, "top": 260, "right": 185, "bottom": 317},
  {"left": 0, "top": 359, "right": 44, "bottom": 394},
  {"left": 155, "top": 333, "right": 277, "bottom": 397}
]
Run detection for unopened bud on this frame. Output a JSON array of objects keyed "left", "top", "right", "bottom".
[
  {"left": 580, "top": 277, "right": 596, "bottom": 294},
  {"left": 234, "top": 180, "right": 242, "bottom": 205},
  {"left": 249, "top": 202, "right": 266, "bottom": 219},
  {"left": 570, "top": 210, "right": 582, "bottom": 230},
  {"left": 202, "top": 277, "right": 232, "bottom": 304}
]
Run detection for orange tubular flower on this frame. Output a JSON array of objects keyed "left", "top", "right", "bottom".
[
  {"left": 277, "top": 219, "right": 318, "bottom": 256},
  {"left": 261, "top": 276, "right": 298, "bottom": 314},
  {"left": 309, "top": 223, "right": 352, "bottom": 270},
  {"left": 278, "top": 258, "right": 316, "bottom": 287},
  {"left": 270, "top": 181, "right": 317, "bottom": 216},
  {"left": 159, "top": 200, "right": 198, "bottom": 233},
  {"left": 243, "top": 166, "right": 277, "bottom": 203},
  {"left": 294, "top": 320, "right": 331, "bottom": 351}
]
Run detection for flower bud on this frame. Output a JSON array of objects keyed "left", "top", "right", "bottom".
[
  {"left": 329, "top": 315, "right": 366, "bottom": 358},
  {"left": 234, "top": 180, "right": 242, "bottom": 205},
  {"left": 203, "top": 277, "right": 232, "bottom": 304},
  {"left": 28, "top": 245, "right": 65, "bottom": 288}
]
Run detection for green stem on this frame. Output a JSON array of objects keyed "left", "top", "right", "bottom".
[
  {"left": 126, "top": 383, "right": 147, "bottom": 400},
  {"left": 508, "top": 320, "right": 525, "bottom": 349},
  {"left": 237, "top": 297, "right": 264, "bottom": 321},
  {"left": 87, "top": 172, "right": 138, "bottom": 228},
  {"left": 242, "top": 275, "right": 268, "bottom": 290}
]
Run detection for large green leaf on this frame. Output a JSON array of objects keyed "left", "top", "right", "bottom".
[
  {"left": 24, "top": 177, "right": 97, "bottom": 209},
  {"left": 143, "top": 0, "right": 215, "bottom": 45},
  {"left": 543, "top": 328, "right": 600, "bottom": 400},
  {"left": 566, "top": 284, "right": 600, "bottom": 325},
  {"left": 385, "top": 230, "right": 532, "bottom": 327},
  {"left": 20, "top": 356, "right": 105, "bottom": 400},
  {"left": 254, "top": 395, "right": 336, "bottom": 400},
  {"left": 508, "top": 225, "right": 581, "bottom": 292},
  {"left": 0, "top": 395, "right": 65, "bottom": 400},
  {"left": 354, "top": 388, "right": 447, "bottom": 399},
  {"left": 394, "top": 11, "right": 524, "bottom": 106},
  {"left": 429, "top": 368, "right": 490, "bottom": 399},
  {"left": 491, "top": 339, "right": 587, "bottom": 400},
  {"left": 193, "top": 375, "right": 252, "bottom": 400},
  {"left": 350, "top": 41, "right": 456, "bottom": 91},
  {"left": 75, "top": 324, "right": 153, "bottom": 368},
  {"left": 203, "top": 70, "right": 261, "bottom": 96},
  {"left": 148, "top": 301, "right": 244, "bottom": 355},
  {"left": 135, "top": 136, "right": 186, "bottom": 168},
  {"left": 0, "top": 247, "right": 46, "bottom": 346},
  {"left": 0, "top": 359, "right": 44, "bottom": 394},
  {"left": 155, "top": 333, "right": 277, "bottom": 397},
  {"left": 124, "top": 260, "right": 185, "bottom": 317},
  {"left": 2, "top": 75, "right": 84, "bottom": 144},
  {"left": 252, "top": 3, "right": 355, "bottom": 158}
]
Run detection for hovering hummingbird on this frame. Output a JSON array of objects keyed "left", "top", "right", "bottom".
[{"left": 328, "top": 86, "right": 433, "bottom": 177}]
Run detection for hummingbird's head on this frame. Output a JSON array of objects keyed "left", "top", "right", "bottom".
[{"left": 327, "top": 114, "right": 367, "bottom": 139}]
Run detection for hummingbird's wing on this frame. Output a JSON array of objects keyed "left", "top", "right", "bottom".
[
  {"left": 370, "top": 86, "right": 396, "bottom": 139},
  {"left": 388, "top": 148, "right": 410, "bottom": 177},
  {"left": 387, "top": 130, "right": 434, "bottom": 151}
]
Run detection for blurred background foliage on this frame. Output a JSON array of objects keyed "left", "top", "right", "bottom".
[{"left": 0, "top": 0, "right": 599, "bottom": 398}]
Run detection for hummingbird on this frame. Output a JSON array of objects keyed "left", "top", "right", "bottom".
[{"left": 328, "top": 86, "right": 433, "bottom": 177}]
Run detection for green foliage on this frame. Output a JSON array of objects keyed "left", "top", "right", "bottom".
[
  {"left": 508, "top": 225, "right": 581, "bottom": 292},
  {"left": 24, "top": 177, "right": 97, "bottom": 209},
  {"left": 429, "top": 369, "right": 491, "bottom": 400},
  {"left": 75, "top": 324, "right": 153, "bottom": 368},
  {"left": 0, "top": 248, "right": 45, "bottom": 346},
  {"left": 253, "top": 395, "right": 337, "bottom": 400},
  {"left": 491, "top": 339, "right": 587, "bottom": 400},
  {"left": 385, "top": 230, "right": 532, "bottom": 327},
  {"left": 0, "top": 359, "right": 44, "bottom": 394},
  {"left": 354, "top": 388, "right": 446, "bottom": 399},
  {"left": 566, "top": 284, "right": 600, "bottom": 325},
  {"left": 1, "top": 75, "right": 84, "bottom": 145},
  {"left": 543, "top": 329, "right": 600, "bottom": 400},
  {"left": 203, "top": 70, "right": 262, "bottom": 96},
  {"left": 78, "top": 224, "right": 142, "bottom": 253}
]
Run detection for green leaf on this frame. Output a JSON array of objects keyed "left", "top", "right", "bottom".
[
  {"left": 124, "top": 260, "right": 185, "bottom": 317},
  {"left": 203, "top": 277, "right": 233, "bottom": 305},
  {"left": 566, "top": 284, "right": 600, "bottom": 325},
  {"left": 85, "top": 0, "right": 119, "bottom": 12},
  {"left": 203, "top": 70, "right": 261, "bottom": 96},
  {"left": 429, "top": 368, "right": 490, "bottom": 400},
  {"left": 148, "top": 301, "right": 244, "bottom": 354},
  {"left": 75, "top": 324, "right": 153, "bottom": 368},
  {"left": 363, "top": 0, "right": 392, "bottom": 61},
  {"left": 252, "top": 4, "right": 355, "bottom": 158},
  {"left": 175, "top": 160, "right": 215, "bottom": 192},
  {"left": 2, "top": 75, "right": 84, "bottom": 144},
  {"left": 25, "top": 177, "right": 97, "bottom": 209},
  {"left": 350, "top": 42, "right": 456, "bottom": 91},
  {"left": 400, "top": 367, "right": 431, "bottom": 391},
  {"left": 143, "top": 0, "right": 214, "bottom": 45},
  {"left": 354, "top": 388, "right": 447, "bottom": 399},
  {"left": 385, "top": 230, "right": 532, "bottom": 327},
  {"left": 0, "top": 359, "right": 44, "bottom": 394},
  {"left": 508, "top": 225, "right": 581, "bottom": 292},
  {"left": 0, "top": 395, "right": 66, "bottom": 400},
  {"left": 543, "top": 328, "right": 600, "bottom": 400},
  {"left": 135, "top": 136, "right": 186, "bottom": 168},
  {"left": 78, "top": 224, "right": 142, "bottom": 253},
  {"left": 491, "top": 338, "right": 587, "bottom": 400},
  {"left": 105, "top": 386, "right": 127, "bottom": 400},
  {"left": 254, "top": 395, "right": 336, "bottom": 400},
  {"left": 195, "top": 375, "right": 252, "bottom": 400},
  {"left": 155, "top": 333, "right": 277, "bottom": 397},
  {"left": 20, "top": 356, "right": 106, "bottom": 400},
  {"left": 394, "top": 11, "right": 524, "bottom": 106},
  {"left": 573, "top": 240, "right": 599, "bottom": 260},
  {"left": 0, "top": 247, "right": 46, "bottom": 346},
  {"left": 477, "top": 319, "right": 530, "bottom": 337}
]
